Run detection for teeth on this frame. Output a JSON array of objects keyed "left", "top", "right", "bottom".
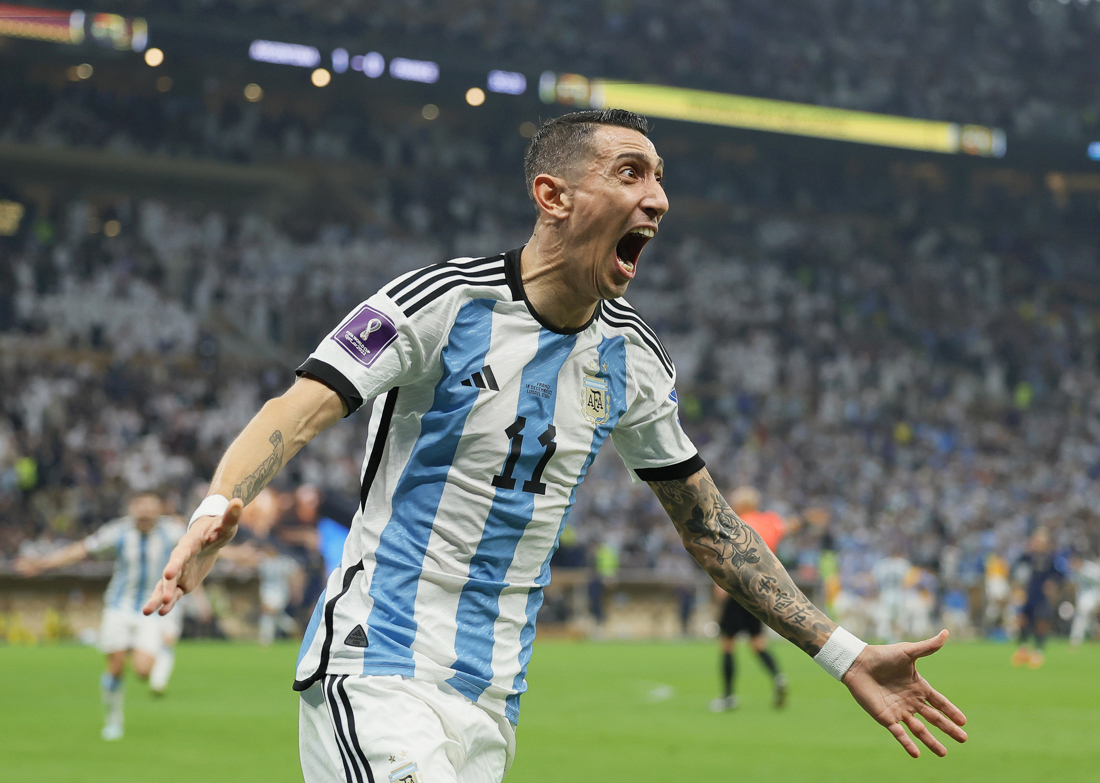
[
  {"left": 621, "top": 260, "right": 635, "bottom": 272},
  {"left": 630, "top": 227, "right": 655, "bottom": 238}
]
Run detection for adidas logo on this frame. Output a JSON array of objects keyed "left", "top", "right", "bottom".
[
  {"left": 344, "top": 625, "right": 368, "bottom": 648},
  {"left": 460, "top": 365, "right": 499, "bottom": 391}
]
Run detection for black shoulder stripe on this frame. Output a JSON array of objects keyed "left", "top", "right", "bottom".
[
  {"left": 394, "top": 264, "right": 508, "bottom": 307},
  {"left": 402, "top": 275, "right": 508, "bottom": 316},
  {"left": 601, "top": 312, "right": 675, "bottom": 377},
  {"left": 604, "top": 300, "right": 673, "bottom": 362},
  {"left": 603, "top": 302, "right": 675, "bottom": 373},
  {"left": 385, "top": 255, "right": 503, "bottom": 300}
]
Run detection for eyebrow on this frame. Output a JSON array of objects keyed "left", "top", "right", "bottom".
[{"left": 612, "top": 151, "right": 665, "bottom": 171}]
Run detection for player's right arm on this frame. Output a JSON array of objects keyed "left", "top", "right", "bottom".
[
  {"left": 143, "top": 375, "right": 345, "bottom": 616},
  {"left": 15, "top": 540, "right": 90, "bottom": 577}
]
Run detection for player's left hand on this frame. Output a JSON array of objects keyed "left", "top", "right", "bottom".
[
  {"left": 142, "top": 498, "right": 243, "bottom": 617},
  {"left": 842, "top": 629, "right": 968, "bottom": 758}
]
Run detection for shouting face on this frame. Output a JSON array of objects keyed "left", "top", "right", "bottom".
[{"left": 555, "top": 124, "right": 669, "bottom": 301}]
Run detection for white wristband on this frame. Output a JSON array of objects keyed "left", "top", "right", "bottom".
[
  {"left": 813, "top": 626, "right": 868, "bottom": 681},
  {"left": 188, "top": 495, "right": 230, "bottom": 529}
]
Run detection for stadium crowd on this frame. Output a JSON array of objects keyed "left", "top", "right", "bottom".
[
  {"left": 3, "top": 132, "right": 1099, "bottom": 641},
  {"left": 4, "top": 0, "right": 1100, "bottom": 638},
  {"left": 2, "top": 0, "right": 1099, "bottom": 164}
]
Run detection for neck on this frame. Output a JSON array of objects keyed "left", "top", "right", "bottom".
[{"left": 520, "top": 234, "right": 599, "bottom": 331}]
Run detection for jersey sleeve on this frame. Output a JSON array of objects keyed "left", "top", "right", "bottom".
[
  {"left": 83, "top": 518, "right": 127, "bottom": 555},
  {"left": 295, "top": 287, "right": 439, "bottom": 415},
  {"left": 611, "top": 345, "right": 703, "bottom": 484}
]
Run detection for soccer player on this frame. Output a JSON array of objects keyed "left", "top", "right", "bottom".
[
  {"left": 710, "top": 485, "right": 788, "bottom": 711},
  {"left": 1069, "top": 552, "right": 1100, "bottom": 648},
  {"left": 17, "top": 490, "right": 184, "bottom": 740},
  {"left": 146, "top": 109, "right": 968, "bottom": 781},
  {"left": 872, "top": 546, "right": 912, "bottom": 643},
  {"left": 1011, "top": 528, "right": 1063, "bottom": 668}
]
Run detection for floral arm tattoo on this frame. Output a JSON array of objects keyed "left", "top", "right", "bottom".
[
  {"left": 232, "top": 430, "right": 284, "bottom": 505},
  {"left": 649, "top": 468, "right": 834, "bottom": 656}
]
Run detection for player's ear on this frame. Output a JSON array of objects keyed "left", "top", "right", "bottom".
[{"left": 532, "top": 173, "right": 572, "bottom": 220}]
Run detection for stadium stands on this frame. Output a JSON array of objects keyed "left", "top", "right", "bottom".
[{"left": 3, "top": 3, "right": 1100, "bottom": 639}]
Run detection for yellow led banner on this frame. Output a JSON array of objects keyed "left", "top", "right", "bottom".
[{"left": 539, "top": 73, "right": 1005, "bottom": 157}]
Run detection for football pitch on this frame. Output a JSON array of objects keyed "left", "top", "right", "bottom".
[{"left": 2, "top": 639, "right": 1098, "bottom": 782}]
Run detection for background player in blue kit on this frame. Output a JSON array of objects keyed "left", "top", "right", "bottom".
[
  {"left": 145, "top": 109, "right": 968, "bottom": 781},
  {"left": 1011, "top": 528, "right": 1065, "bottom": 668},
  {"left": 17, "top": 490, "right": 184, "bottom": 740}
]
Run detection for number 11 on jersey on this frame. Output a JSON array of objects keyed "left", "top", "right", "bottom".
[{"left": 491, "top": 416, "right": 557, "bottom": 495}]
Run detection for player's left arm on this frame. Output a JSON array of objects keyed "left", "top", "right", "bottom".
[{"left": 649, "top": 466, "right": 968, "bottom": 758}]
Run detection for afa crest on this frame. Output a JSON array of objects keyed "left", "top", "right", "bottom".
[
  {"left": 582, "top": 374, "right": 610, "bottom": 425},
  {"left": 389, "top": 762, "right": 420, "bottom": 783}
]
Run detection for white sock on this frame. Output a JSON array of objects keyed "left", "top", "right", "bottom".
[
  {"left": 259, "top": 614, "right": 276, "bottom": 646},
  {"left": 150, "top": 647, "right": 175, "bottom": 692},
  {"left": 100, "top": 672, "right": 124, "bottom": 722}
]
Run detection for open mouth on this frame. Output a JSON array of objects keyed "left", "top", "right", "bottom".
[{"left": 615, "top": 226, "right": 655, "bottom": 277}]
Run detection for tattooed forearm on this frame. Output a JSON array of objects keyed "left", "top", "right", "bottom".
[
  {"left": 649, "top": 468, "right": 834, "bottom": 655},
  {"left": 232, "top": 430, "right": 284, "bottom": 505}
]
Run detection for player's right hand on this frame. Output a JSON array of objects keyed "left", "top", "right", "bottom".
[{"left": 143, "top": 498, "right": 244, "bottom": 616}]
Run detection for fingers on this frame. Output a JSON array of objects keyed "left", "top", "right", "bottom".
[
  {"left": 918, "top": 702, "right": 968, "bottom": 744},
  {"left": 903, "top": 714, "right": 947, "bottom": 757},
  {"left": 225, "top": 497, "right": 244, "bottom": 521},
  {"left": 142, "top": 579, "right": 167, "bottom": 615},
  {"left": 143, "top": 535, "right": 197, "bottom": 615},
  {"left": 905, "top": 629, "right": 949, "bottom": 660},
  {"left": 924, "top": 682, "right": 968, "bottom": 728},
  {"left": 887, "top": 721, "right": 921, "bottom": 759}
]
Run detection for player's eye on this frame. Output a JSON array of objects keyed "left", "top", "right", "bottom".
[{"left": 621, "top": 166, "right": 637, "bottom": 179}]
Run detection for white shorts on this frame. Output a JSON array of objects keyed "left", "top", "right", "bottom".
[
  {"left": 99, "top": 607, "right": 167, "bottom": 655},
  {"left": 299, "top": 675, "right": 515, "bottom": 783}
]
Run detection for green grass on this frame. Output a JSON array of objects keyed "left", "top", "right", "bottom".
[{"left": 1, "top": 639, "right": 1098, "bottom": 782}]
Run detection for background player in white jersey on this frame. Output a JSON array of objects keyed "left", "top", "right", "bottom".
[
  {"left": 17, "top": 490, "right": 184, "bottom": 740},
  {"left": 145, "top": 109, "right": 968, "bottom": 781},
  {"left": 1069, "top": 553, "right": 1100, "bottom": 647},
  {"left": 873, "top": 547, "right": 912, "bottom": 643}
]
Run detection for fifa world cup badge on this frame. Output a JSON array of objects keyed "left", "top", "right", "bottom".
[
  {"left": 389, "top": 762, "right": 420, "bottom": 783},
  {"left": 582, "top": 362, "right": 610, "bottom": 425}
]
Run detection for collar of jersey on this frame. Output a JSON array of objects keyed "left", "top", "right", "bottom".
[{"left": 504, "top": 246, "right": 603, "bottom": 336}]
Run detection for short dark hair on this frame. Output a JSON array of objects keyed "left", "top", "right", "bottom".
[{"left": 523, "top": 109, "right": 651, "bottom": 202}]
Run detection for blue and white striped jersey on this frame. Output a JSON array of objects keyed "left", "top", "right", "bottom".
[
  {"left": 84, "top": 516, "right": 186, "bottom": 613},
  {"left": 293, "top": 249, "right": 702, "bottom": 724}
]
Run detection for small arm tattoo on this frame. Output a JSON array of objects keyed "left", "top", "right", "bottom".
[
  {"left": 233, "top": 430, "right": 284, "bottom": 505},
  {"left": 650, "top": 469, "right": 833, "bottom": 655}
]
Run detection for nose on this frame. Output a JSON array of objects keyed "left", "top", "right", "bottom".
[{"left": 642, "top": 178, "right": 669, "bottom": 221}]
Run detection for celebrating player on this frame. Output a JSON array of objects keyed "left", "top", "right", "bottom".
[
  {"left": 145, "top": 109, "right": 967, "bottom": 781},
  {"left": 17, "top": 490, "right": 184, "bottom": 740},
  {"left": 710, "top": 485, "right": 789, "bottom": 711}
]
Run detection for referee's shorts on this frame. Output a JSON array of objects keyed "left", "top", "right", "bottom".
[
  {"left": 719, "top": 597, "right": 763, "bottom": 638},
  {"left": 299, "top": 674, "right": 515, "bottom": 783}
]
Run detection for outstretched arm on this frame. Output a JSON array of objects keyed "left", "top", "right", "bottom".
[
  {"left": 15, "top": 541, "right": 90, "bottom": 577},
  {"left": 649, "top": 467, "right": 967, "bottom": 757},
  {"left": 143, "top": 375, "right": 345, "bottom": 616}
]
